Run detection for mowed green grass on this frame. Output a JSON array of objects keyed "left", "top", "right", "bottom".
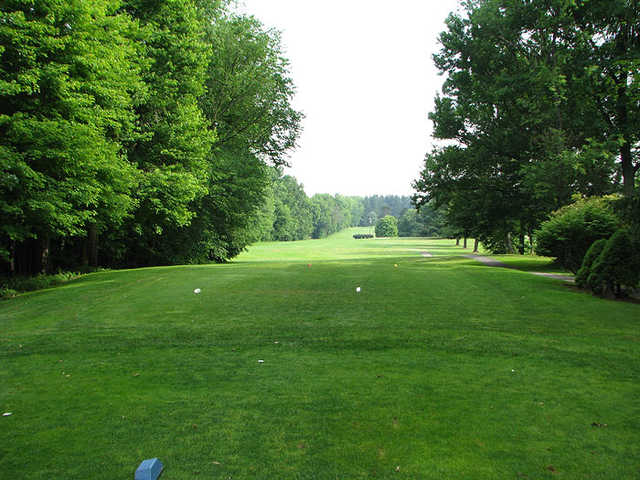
[{"left": 1, "top": 228, "right": 638, "bottom": 479}]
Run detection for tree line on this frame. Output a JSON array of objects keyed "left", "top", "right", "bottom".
[
  {"left": 1, "top": 0, "right": 303, "bottom": 274},
  {"left": 413, "top": 0, "right": 639, "bottom": 254},
  {"left": 251, "top": 172, "right": 417, "bottom": 242}
]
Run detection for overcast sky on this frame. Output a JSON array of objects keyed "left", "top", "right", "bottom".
[{"left": 238, "top": 0, "right": 462, "bottom": 197}]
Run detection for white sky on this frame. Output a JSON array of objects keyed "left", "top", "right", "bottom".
[{"left": 238, "top": 0, "right": 462, "bottom": 197}]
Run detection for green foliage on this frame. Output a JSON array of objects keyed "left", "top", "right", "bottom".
[
  {"left": 1, "top": 270, "right": 81, "bottom": 297},
  {"left": 359, "top": 196, "right": 410, "bottom": 226},
  {"left": 588, "top": 229, "right": 640, "bottom": 297},
  {"left": 0, "top": 287, "right": 16, "bottom": 299},
  {"left": 120, "top": 0, "right": 214, "bottom": 262},
  {"left": 0, "top": 0, "right": 142, "bottom": 268},
  {"left": 575, "top": 239, "right": 607, "bottom": 289},
  {"left": 398, "top": 210, "right": 420, "bottom": 237},
  {"left": 171, "top": 12, "right": 303, "bottom": 261},
  {"left": 352, "top": 233, "right": 373, "bottom": 239},
  {"left": 375, "top": 215, "right": 398, "bottom": 238},
  {"left": 398, "top": 205, "right": 446, "bottom": 237},
  {"left": 310, "top": 194, "right": 353, "bottom": 239},
  {"left": 0, "top": 1, "right": 304, "bottom": 270},
  {"left": 414, "top": 0, "right": 638, "bottom": 253},
  {"left": 535, "top": 196, "right": 620, "bottom": 273},
  {"left": 271, "top": 175, "right": 313, "bottom": 241},
  {"left": 203, "top": 14, "right": 302, "bottom": 167}
]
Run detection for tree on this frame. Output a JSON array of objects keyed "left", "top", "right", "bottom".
[
  {"left": 574, "top": 0, "right": 640, "bottom": 196},
  {"left": 271, "top": 174, "right": 312, "bottom": 241},
  {"left": 413, "top": 0, "right": 628, "bottom": 253},
  {"left": 375, "top": 215, "right": 398, "bottom": 238},
  {"left": 347, "top": 196, "right": 365, "bottom": 227},
  {"left": 0, "top": 0, "right": 142, "bottom": 273},
  {"left": 115, "top": 10, "right": 303, "bottom": 264},
  {"left": 365, "top": 211, "right": 378, "bottom": 228},
  {"left": 398, "top": 205, "right": 446, "bottom": 237},
  {"left": 398, "top": 210, "right": 420, "bottom": 237},
  {"left": 0, "top": 1, "right": 305, "bottom": 271},
  {"left": 102, "top": 0, "right": 214, "bottom": 267},
  {"left": 186, "top": 12, "right": 303, "bottom": 260},
  {"left": 360, "top": 196, "right": 411, "bottom": 225}
]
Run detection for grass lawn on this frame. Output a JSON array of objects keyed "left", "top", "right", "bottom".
[{"left": 1, "top": 228, "right": 638, "bottom": 479}]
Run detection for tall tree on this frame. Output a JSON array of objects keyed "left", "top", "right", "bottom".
[
  {"left": 574, "top": 0, "right": 640, "bottom": 195},
  {"left": 167, "top": 12, "right": 303, "bottom": 262},
  {"left": 414, "top": 0, "right": 629, "bottom": 252},
  {"left": 110, "top": 0, "right": 214, "bottom": 266},
  {"left": 0, "top": 0, "right": 142, "bottom": 273}
]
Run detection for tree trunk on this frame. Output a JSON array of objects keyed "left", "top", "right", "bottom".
[
  {"left": 473, "top": 238, "right": 479, "bottom": 253},
  {"left": 39, "top": 237, "right": 50, "bottom": 274},
  {"left": 518, "top": 225, "right": 525, "bottom": 255},
  {"left": 82, "top": 239, "right": 89, "bottom": 267},
  {"left": 463, "top": 236, "right": 467, "bottom": 249},
  {"left": 505, "top": 232, "right": 515, "bottom": 254},
  {"left": 528, "top": 228, "right": 535, "bottom": 255},
  {"left": 621, "top": 140, "right": 635, "bottom": 197},
  {"left": 9, "top": 241, "right": 15, "bottom": 275},
  {"left": 456, "top": 238, "right": 460, "bottom": 246},
  {"left": 87, "top": 223, "right": 98, "bottom": 267}
]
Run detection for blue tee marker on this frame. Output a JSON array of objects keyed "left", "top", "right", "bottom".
[{"left": 135, "top": 458, "right": 163, "bottom": 480}]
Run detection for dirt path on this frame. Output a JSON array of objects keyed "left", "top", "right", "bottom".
[{"left": 463, "top": 254, "right": 574, "bottom": 282}]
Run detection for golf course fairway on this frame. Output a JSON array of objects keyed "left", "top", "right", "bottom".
[{"left": 1, "top": 229, "right": 638, "bottom": 479}]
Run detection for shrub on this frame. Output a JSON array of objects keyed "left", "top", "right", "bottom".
[
  {"left": 588, "top": 229, "right": 639, "bottom": 297},
  {"left": 375, "top": 215, "right": 398, "bottom": 238},
  {"left": 575, "top": 239, "right": 607, "bottom": 289},
  {"left": 535, "top": 196, "right": 619, "bottom": 273},
  {"left": 0, "top": 288, "right": 17, "bottom": 300},
  {"left": 0, "top": 271, "right": 83, "bottom": 298},
  {"left": 353, "top": 234, "right": 374, "bottom": 239}
]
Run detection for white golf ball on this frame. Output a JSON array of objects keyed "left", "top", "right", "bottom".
[
  {"left": 356, "top": 287, "right": 361, "bottom": 293},
  {"left": 194, "top": 288, "right": 201, "bottom": 294}
]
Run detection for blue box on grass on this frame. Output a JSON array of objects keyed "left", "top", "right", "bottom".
[{"left": 135, "top": 458, "right": 163, "bottom": 480}]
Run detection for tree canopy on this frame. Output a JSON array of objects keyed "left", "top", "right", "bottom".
[
  {"left": 413, "top": 0, "right": 639, "bottom": 253},
  {"left": 0, "top": 0, "right": 303, "bottom": 274}
]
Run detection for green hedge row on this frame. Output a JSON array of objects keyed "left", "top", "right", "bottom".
[{"left": 576, "top": 229, "right": 640, "bottom": 297}]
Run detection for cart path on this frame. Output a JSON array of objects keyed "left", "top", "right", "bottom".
[{"left": 463, "top": 254, "right": 575, "bottom": 282}]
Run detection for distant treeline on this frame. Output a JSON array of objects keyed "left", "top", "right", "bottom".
[
  {"left": 251, "top": 172, "right": 449, "bottom": 241},
  {"left": 253, "top": 172, "right": 421, "bottom": 241}
]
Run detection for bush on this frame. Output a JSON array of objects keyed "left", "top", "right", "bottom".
[
  {"left": 375, "top": 215, "right": 398, "bottom": 238},
  {"left": 535, "top": 196, "right": 619, "bottom": 273},
  {"left": 0, "top": 287, "right": 17, "bottom": 300},
  {"left": 0, "top": 271, "right": 83, "bottom": 298},
  {"left": 575, "top": 239, "right": 607, "bottom": 289},
  {"left": 588, "top": 228, "right": 640, "bottom": 297},
  {"left": 353, "top": 234, "right": 374, "bottom": 239}
]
